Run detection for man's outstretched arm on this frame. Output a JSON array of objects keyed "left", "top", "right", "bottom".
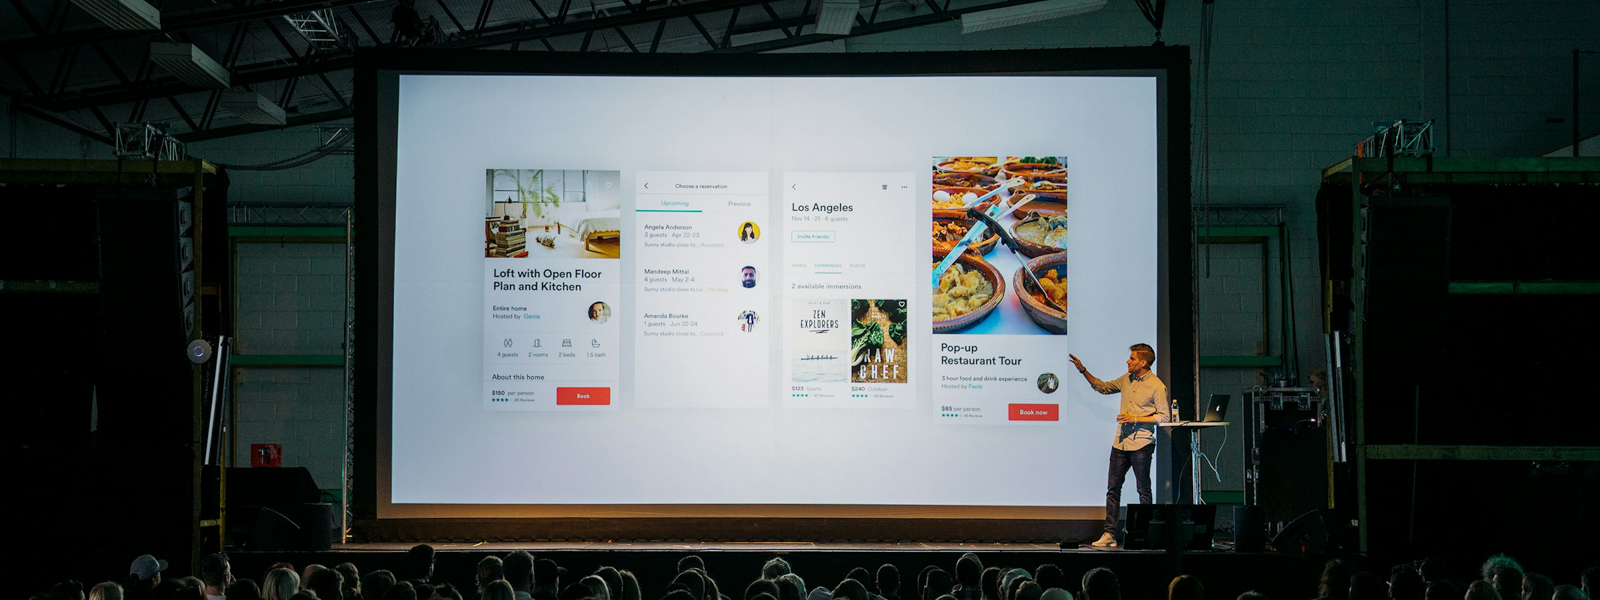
[{"left": 1068, "top": 354, "right": 1119, "bottom": 395}]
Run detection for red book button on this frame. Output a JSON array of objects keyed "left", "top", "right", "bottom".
[
  {"left": 556, "top": 387, "right": 611, "bottom": 405},
  {"left": 1009, "top": 403, "right": 1059, "bottom": 421}
]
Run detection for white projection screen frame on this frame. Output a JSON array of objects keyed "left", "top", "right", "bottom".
[{"left": 355, "top": 48, "right": 1193, "bottom": 540}]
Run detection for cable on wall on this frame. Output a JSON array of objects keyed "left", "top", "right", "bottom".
[{"left": 212, "top": 128, "right": 354, "bottom": 171}]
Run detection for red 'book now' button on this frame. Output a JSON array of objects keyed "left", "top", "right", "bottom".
[
  {"left": 557, "top": 387, "right": 611, "bottom": 405},
  {"left": 1009, "top": 403, "right": 1059, "bottom": 421}
]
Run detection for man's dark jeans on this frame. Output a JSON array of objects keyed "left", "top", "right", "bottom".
[{"left": 1105, "top": 444, "right": 1155, "bottom": 534}]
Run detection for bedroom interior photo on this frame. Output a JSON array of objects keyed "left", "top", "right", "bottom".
[{"left": 485, "top": 168, "right": 622, "bottom": 259}]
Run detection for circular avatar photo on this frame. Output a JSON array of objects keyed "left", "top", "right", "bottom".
[
  {"left": 737, "top": 310, "right": 760, "bottom": 333},
  {"left": 738, "top": 221, "right": 761, "bottom": 243},
  {"left": 588, "top": 301, "right": 611, "bottom": 324},
  {"left": 1037, "top": 372, "right": 1060, "bottom": 394},
  {"left": 740, "top": 265, "right": 758, "bottom": 289}
]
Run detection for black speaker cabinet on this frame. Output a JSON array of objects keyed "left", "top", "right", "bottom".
[
  {"left": 1269, "top": 509, "right": 1354, "bottom": 554},
  {"left": 1233, "top": 504, "right": 1265, "bottom": 552},
  {"left": 1122, "top": 504, "right": 1217, "bottom": 550}
]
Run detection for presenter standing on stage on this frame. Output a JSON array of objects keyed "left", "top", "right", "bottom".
[{"left": 1069, "top": 343, "right": 1171, "bottom": 548}]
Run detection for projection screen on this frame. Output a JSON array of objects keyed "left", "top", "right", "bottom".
[{"left": 356, "top": 48, "right": 1192, "bottom": 531}]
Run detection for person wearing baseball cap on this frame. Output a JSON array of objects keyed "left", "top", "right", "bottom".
[{"left": 127, "top": 555, "right": 169, "bottom": 600}]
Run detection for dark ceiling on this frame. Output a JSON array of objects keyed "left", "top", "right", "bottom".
[{"left": 1, "top": 0, "right": 1101, "bottom": 143}]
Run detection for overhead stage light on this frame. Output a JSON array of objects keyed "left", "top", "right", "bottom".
[
  {"left": 221, "top": 92, "right": 287, "bottom": 126},
  {"left": 814, "top": 0, "right": 860, "bottom": 36},
  {"left": 150, "top": 43, "right": 230, "bottom": 88},
  {"left": 960, "top": 0, "right": 1107, "bottom": 33},
  {"left": 68, "top": 0, "right": 159, "bottom": 30}
]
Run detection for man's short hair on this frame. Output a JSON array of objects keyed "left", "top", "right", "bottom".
[
  {"left": 1168, "top": 575, "right": 1203, "bottom": 600},
  {"left": 200, "top": 554, "right": 230, "bottom": 588},
  {"left": 406, "top": 545, "right": 435, "bottom": 581},
  {"left": 1390, "top": 567, "right": 1425, "bottom": 600},
  {"left": 1015, "top": 583, "right": 1043, "bottom": 600},
  {"left": 1033, "top": 566, "right": 1066, "bottom": 594},
  {"left": 1552, "top": 585, "right": 1588, "bottom": 600},
  {"left": 669, "top": 570, "right": 707, "bottom": 600},
  {"left": 561, "top": 584, "right": 602, "bottom": 600},
  {"left": 504, "top": 552, "right": 535, "bottom": 589},
  {"left": 747, "top": 580, "right": 782, "bottom": 600},
  {"left": 595, "top": 568, "right": 623, "bottom": 600},
  {"left": 225, "top": 580, "right": 259, "bottom": 600},
  {"left": 763, "top": 559, "right": 792, "bottom": 581},
  {"left": 846, "top": 569, "right": 872, "bottom": 588},
  {"left": 1481, "top": 555, "right": 1523, "bottom": 582},
  {"left": 1492, "top": 568, "right": 1524, "bottom": 600},
  {"left": 619, "top": 571, "right": 642, "bottom": 600},
  {"left": 535, "top": 559, "right": 568, "bottom": 591},
  {"left": 1524, "top": 574, "right": 1555, "bottom": 600},
  {"left": 776, "top": 575, "right": 807, "bottom": 600},
  {"left": 924, "top": 570, "right": 953, "bottom": 600},
  {"left": 955, "top": 555, "right": 982, "bottom": 587},
  {"left": 1466, "top": 581, "right": 1502, "bottom": 600},
  {"left": 679, "top": 556, "right": 706, "bottom": 575},
  {"left": 1417, "top": 559, "right": 1448, "bottom": 584},
  {"left": 307, "top": 569, "right": 344, "bottom": 600},
  {"left": 835, "top": 579, "right": 872, "bottom": 600},
  {"left": 336, "top": 564, "right": 361, "bottom": 599},
  {"left": 364, "top": 571, "right": 398, "bottom": 600},
  {"left": 1129, "top": 344, "right": 1155, "bottom": 368},
  {"left": 877, "top": 565, "right": 901, "bottom": 597},
  {"left": 479, "top": 557, "right": 506, "bottom": 586},
  {"left": 1004, "top": 577, "right": 1032, "bottom": 600},
  {"left": 980, "top": 568, "right": 1003, "bottom": 600},
  {"left": 917, "top": 567, "right": 938, "bottom": 599},
  {"left": 1081, "top": 569, "right": 1119, "bottom": 600}
]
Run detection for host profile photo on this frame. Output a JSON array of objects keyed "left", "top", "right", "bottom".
[
  {"left": 741, "top": 266, "right": 758, "bottom": 288},
  {"left": 1037, "top": 372, "right": 1060, "bottom": 394},
  {"left": 737, "top": 310, "right": 760, "bottom": 333},
  {"left": 738, "top": 221, "right": 760, "bottom": 243},
  {"left": 588, "top": 301, "right": 611, "bottom": 324}
]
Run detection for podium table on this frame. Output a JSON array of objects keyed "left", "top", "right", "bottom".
[{"left": 1159, "top": 421, "right": 1228, "bottom": 504}]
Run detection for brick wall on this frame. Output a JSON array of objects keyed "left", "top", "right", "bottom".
[{"left": 232, "top": 242, "right": 349, "bottom": 488}]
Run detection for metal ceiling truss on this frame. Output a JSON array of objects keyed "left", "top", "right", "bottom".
[
  {"left": 284, "top": 9, "right": 355, "bottom": 52},
  {"left": 5, "top": 0, "right": 1064, "bottom": 142}
]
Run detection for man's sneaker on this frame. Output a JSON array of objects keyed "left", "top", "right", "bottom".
[{"left": 1090, "top": 532, "right": 1118, "bottom": 547}]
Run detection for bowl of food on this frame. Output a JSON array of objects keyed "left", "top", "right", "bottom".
[
  {"left": 1000, "top": 159, "right": 1068, "bottom": 183},
  {"left": 933, "top": 171, "right": 999, "bottom": 190},
  {"left": 1017, "top": 178, "right": 1068, "bottom": 197},
  {"left": 932, "top": 248, "right": 1004, "bottom": 333},
  {"left": 937, "top": 157, "right": 1000, "bottom": 175},
  {"left": 933, "top": 217, "right": 999, "bottom": 256},
  {"left": 1011, "top": 212, "right": 1069, "bottom": 258},
  {"left": 932, "top": 186, "right": 994, "bottom": 220},
  {"left": 1006, "top": 190, "right": 1067, "bottom": 218},
  {"left": 1013, "top": 251, "right": 1068, "bottom": 334}
]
